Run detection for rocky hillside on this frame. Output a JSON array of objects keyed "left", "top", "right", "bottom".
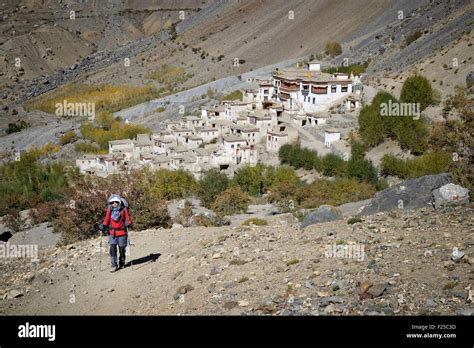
[
  {"left": 1, "top": 0, "right": 472, "bottom": 109},
  {"left": 1, "top": 204, "right": 472, "bottom": 315}
]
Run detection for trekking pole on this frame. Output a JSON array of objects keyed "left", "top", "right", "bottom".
[
  {"left": 128, "top": 229, "right": 132, "bottom": 269},
  {"left": 99, "top": 230, "right": 103, "bottom": 271}
]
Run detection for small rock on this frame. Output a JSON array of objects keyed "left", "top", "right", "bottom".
[
  {"left": 177, "top": 284, "right": 194, "bottom": 295},
  {"left": 425, "top": 299, "right": 436, "bottom": 308},
  {"left": 4, "top": 290, "right": 23, "bottom": 300},
  {"left": 223, "top": 301, "right": 238, "bottom": 310},
  {"left": 107, "top": 288, "right": 114, "bottom": 293},
  {"left": 210, "top": 266, "right": 221, "bottom": 275},
  {"left": 238, "top": 300, "right": 249, "bottom": 307},
  {"left": 360, "top": 280, "right": 373, "bottom": 294},
  {"left": 367, "top": 283, "right": 387, "bottom": 297},
  {"left": 451, "top": 248, "right": 465, "bottom": 263}
]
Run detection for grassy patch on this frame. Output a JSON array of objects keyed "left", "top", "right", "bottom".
[
  {"left": 347, "top": 217, "right": 363, "bottom": 224},
  {"left": 229, "top": 258, "right": 247, "bottom": 266},
  {"left": 286, "top": 259, "right": 300, "bottom": 266},
  {"left": 146, "top": 64, "right": 193, "bottom": 89},
  {"left": 443, "top": 281, "right": 458, "bottom": 290},
  {"left": 241, "top": 218, "right": 268, "bottom": 226},
  {"left": 220, "top": 90, "right": 243, "bottom": 101}
]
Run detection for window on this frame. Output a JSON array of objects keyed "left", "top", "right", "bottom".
[
  {"left": 231, "top": 145, "right": 234, "bottom": 148},
  {"left": 313, "top": 97, "right": 315, "bottom": 104},
  {"left": 341, "top": 86, "right": 348, "bottom": 92},
  {"left": 331, "top": 86, "right": 337, "bottom": 93}
]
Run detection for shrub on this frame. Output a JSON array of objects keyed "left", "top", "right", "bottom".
[
  {"left": 194, "top": 214, "right": 230, "bottom": 227},
  {"left": 174, "top": 200, "right": 193, "bottom": 227},
  {"left": 6, "top": 120, "right": 30, "bottom": 134},
  {"left": 29, "top": 202, "right": 59, "bottom": 225},
  {"left": 358, "top": 92, "right": 394, "bottom": 147},
  {"left": 211, "top": 186, "right": 250, "bottom": 216},
  {"left": 221, "top": 90, "right": 243, "bottom": 101},
  {"left": 321, "top": 154, "right": 347, "bottom": 177},
  {"left": 146, "top": 64, "right": 192, "bottom": 89},
  {"left": 242, "top": 218, "right": 268, "bottom": 226},
  {"left": 404, "top": 31, "right": 422, "bottom": 47},
  {"left": 74, "top": 143, "right": 100, "bottom": 154},
  {"left": 59, "top": 131, "right": 77, "bottom": 145},
  {"left": 400, "top": 74, "right": 433, "bottom": 111},
  {"left": 3, "top": 209, "right": 25, "bottom": 232},
  {"left": 298, "top": 178, "right": 375, "bottom": 209},
  {"left": 347, "top": 157, "right": 378, "bottom": 184},
  {"left": 54, "top": 169, "right": 171, "bottom": 244},
  {"left": 380, "top": 151, "right": 451, "bottom": 179},
  {"left": 197, "top": 169, "right": 229, "bottom": 208},
  {"left": 359, "top": 91, "right": 429, "bottom": 154},
  {"left": 325, "top": 41, "right": 342, "bottom": 57},
  {"left": 233, "top": 164, "right": 268, "bottom": 196},
  {"left": 149, "top": 169, "right": 197, "bottom": 200},
  {"left": 347, "top": 217, "right": 363, "bottom": 224}
]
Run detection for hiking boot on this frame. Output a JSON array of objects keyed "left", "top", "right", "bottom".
[{"left": 110, "top": 265, "right": 118, "bottom": 273}]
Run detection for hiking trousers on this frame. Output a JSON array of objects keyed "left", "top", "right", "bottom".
[{"left": 109, "top": 235, "right": 127, "bottom": 267}]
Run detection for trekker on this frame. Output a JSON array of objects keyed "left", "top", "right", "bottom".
[{"left": 99, "top": 194, "right": 132, "bottom": 272}]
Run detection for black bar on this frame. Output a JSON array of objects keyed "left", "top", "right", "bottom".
[{"left": 0, "top": 316, "right": 472, "bottom": 346}]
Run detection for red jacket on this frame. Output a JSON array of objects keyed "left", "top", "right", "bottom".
[{"left": 103, "top": 207, "right": 132, "bottom": 237}]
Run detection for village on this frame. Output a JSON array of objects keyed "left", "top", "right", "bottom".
[{"left": 76, "top": 61, "right": 364, "bottom": 178}]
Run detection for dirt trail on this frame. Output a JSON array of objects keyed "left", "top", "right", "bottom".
[{"left": 1, "top": 206, "right": 473, "bottom": 316}]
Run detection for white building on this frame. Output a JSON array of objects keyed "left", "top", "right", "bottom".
[
  {"left": 265, "top": 62, "right": 356, "bottom": 113},
  {"left": 324, "top": 128, "right": 341, "bottom": 147},
  {"left": 224, "top": 101, "right": 250, "bottom": 122},
  {"left": 222, "top": 135, "right": 251, "bottom": 165}
]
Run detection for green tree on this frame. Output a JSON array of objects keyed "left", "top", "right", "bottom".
[
  {"left": 233, "top": 164, "right": 267, "bottom": 196},
  {"left": 211, "top": 186, "right": 251, "bottom": 216},
  {"left": 321, "top": 154, "right": 347, "bottom": 177},
  {"left": 400, "top": 74, "right": 433, "bottom": 111},
  {"left": 197, "top": 169, "right": 229, "bottom": 208}
]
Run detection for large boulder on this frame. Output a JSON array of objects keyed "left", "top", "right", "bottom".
[
  {"left": 300, "top": 205, "right": 342, "bottom": 229},
  {"left": 432, "top": 183, "right": 469, "bottom": 209},
  {"left": 358, "top": 173, "right": 451, "bottom": 216}
]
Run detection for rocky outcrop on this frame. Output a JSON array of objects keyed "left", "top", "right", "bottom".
[
  {"left": 358, "top": 173, "right": 451, "bottom": 216},
  {"left": 300, "top": 205, "right": 342, "bottom": 229},
  {"left": 432, "top": 183, "right": 469, "bottom": 209}
]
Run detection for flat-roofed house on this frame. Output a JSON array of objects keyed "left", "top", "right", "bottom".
[
  {"left": 135, "top": 134, "right": 153, "bottom": 154},
  {"left": 223, "top": 101, "right": 251, "bottom": 122},
  {"left": 108, "top": 139, "right": 135, "bottom": 160},
  {"left": 222, "top": 135, "right": 249, "bottom": 165},
  {"left": 306, "top": 112, "right": 328, "bottom": 126},
  {"left": 183, "top": 135, "right": 203, "bottom": 149},
  {"left": 230, "top": 124, "right": 260, "bottom": 145},
  {"left": 180, "top": 115, "right": 203, "bottom": 130},
  {"left": 243, "top": 88, "right": 258, "bottom": 103},
  {"left": 195, "top": 127, "right": 220, "bottom": 143},
  {"left": 266, "top": 124, "right": 298, "bottom": 152},
  {"left": 201, "top": 105, "right": 225, "bottom": 125},
  {"left": 269, "top": 62, "right": 356, "bottom": 113},
  {"left": 76, "top": 154, "right": 101, "bottom": 175},
  {"left": 172, "top": 128, "right": 194, "bottom": 145}
]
